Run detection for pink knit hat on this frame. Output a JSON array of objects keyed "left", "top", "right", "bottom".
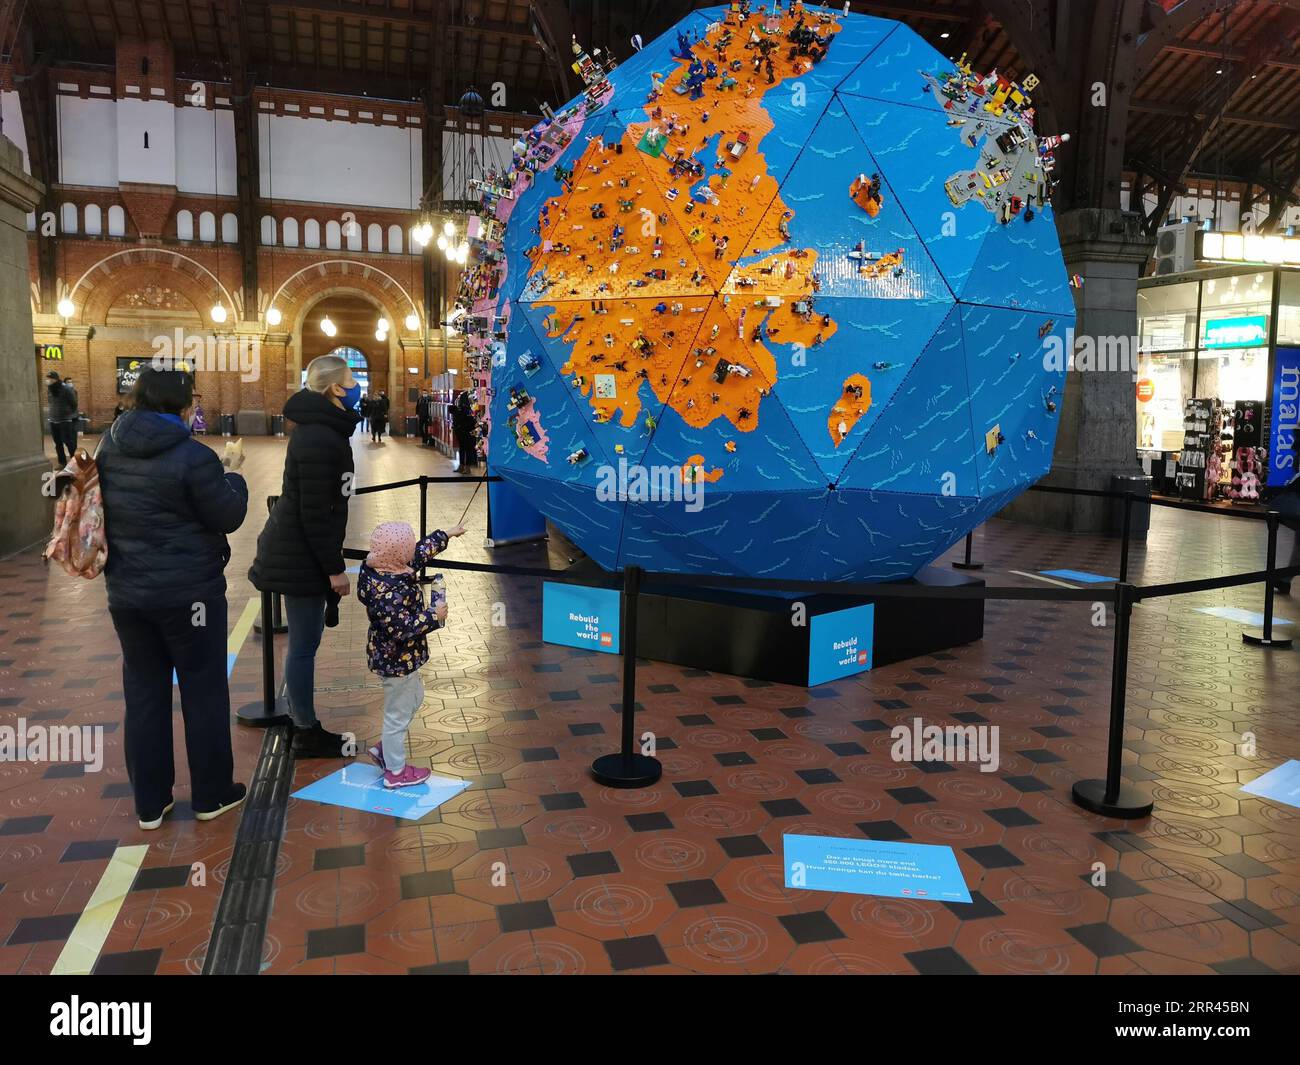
[{"left": 365, "top": 521, "right": 417, "bottom": 575}]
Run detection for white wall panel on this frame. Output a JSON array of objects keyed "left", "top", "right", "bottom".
[
  {"left": 258, "top": 114, "right": 421, "bottom": 209},
  {"left": 58, "top": 97, "right": 118, "bottom": 187},
  {"left": 175, "top": 106, "right": 236, "bottom": 195}
]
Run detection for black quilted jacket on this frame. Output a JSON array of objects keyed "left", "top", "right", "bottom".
[
  {"left": 249, "top": 389, "right": 359, "bottom": 596},
  {"left": 98, "top": 410, "right": 248, "bottom": 610}
]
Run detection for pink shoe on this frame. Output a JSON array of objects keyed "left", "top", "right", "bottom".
[
  {"left": 383, "top": 765, "right": 432, "bottom": 789},
  {"left": 368, "top": 743, "right": 385, "bottom": 769}
]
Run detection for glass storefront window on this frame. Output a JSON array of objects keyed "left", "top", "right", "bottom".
[
  {"left": 1198, "top": 271, "right": 1273, "bottom": 347},
  {"left": 1135, "top": 351, "right": 1188, "bottom": 450},
  {"left": 1137, "top": 280, "right": 1198, "bottom": 353},
  {"left": 1278, "top": 270, "right": 1300, "bottom": 344}
]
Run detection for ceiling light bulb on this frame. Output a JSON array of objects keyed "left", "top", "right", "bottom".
[
  {"left": 443, "top": 219, "right": 456, "bottom": 236},
  {"left": 377, "top": 317, "right": 389, "bottom": 332},
  {"left": 405, "top": 312, "right": 420, "bottom": 331},
  {"left": 210, "top": 303, "right": 227, "bottom": 323},
  {"left": 57, "top": 296, "right": 75, "bottom": 318},
  {"left": 321, "top": 316, "right": 337, "bottom": 337},
  {"left": 437, "top": 234, "right": 448, "bottom": 251},
  {"left": 266, "top": 306, "right": 282, "bottom": 326},
  {"left": 375, "top": 328, "right": 386, "bottom": 341}
]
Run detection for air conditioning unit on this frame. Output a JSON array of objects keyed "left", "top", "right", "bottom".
[{"left": 1153, "top": 221, "right": 1197, "bottom": 275}]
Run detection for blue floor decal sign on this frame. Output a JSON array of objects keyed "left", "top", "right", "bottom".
[
  {"left": 1195, "top": 606, "right": 1293, "bottom": 626},
  {"left": 807, "top": 605, "right": 875, "bottom": 686},
  {"left": 542, "top": 582, "right": 621, "bottom": 654},
  {"left": 784, "top": 834, "right": 972, "bottom": 903},
  {"left": 292, "top": 763, "right": 470, "bottom": 820},
  {"left": 1241, "top": 759, "right": 1300, "bottom": 809},
  {"left": 1040, "top": 569, "right": 1116, "bottom": 584}
]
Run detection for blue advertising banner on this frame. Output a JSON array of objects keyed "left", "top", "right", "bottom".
[
  {"left": 784, "top": 834, "right": 972, "bottom": 903},
  {"left": 1241, "top": 759, "right": 1300, "bottom": 810},
  {"left": 293, "top": 764, "right": 469, "bottom": 821},
  {"left": 542, "top": 582, "right": 621, "bottom": 654},
  {"left": 807, "top": 604, "right": 874, "bottom": 686},
  {"left": 1268, "top": 346, "right": 1300, "bottom": 487}
]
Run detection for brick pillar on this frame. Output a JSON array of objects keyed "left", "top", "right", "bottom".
[{"left": 0, "top": 137, "right": 53, "bottom": 553}]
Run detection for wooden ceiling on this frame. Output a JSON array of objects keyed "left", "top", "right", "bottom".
[{"left": 6, "top": 1, "right": 1300, "bottom": 220}]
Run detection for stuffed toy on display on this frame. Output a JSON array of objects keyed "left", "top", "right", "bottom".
[
  {"left": 452, "top": 3, "right": 1075, "bottom": 581},
  {"left": 1231, "top": 446, "right": 1265, "bottom": 503}
]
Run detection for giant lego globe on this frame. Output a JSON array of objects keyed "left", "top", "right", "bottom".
[{"left": 460, "top": 3, "right": 1075, "bottom": 582}]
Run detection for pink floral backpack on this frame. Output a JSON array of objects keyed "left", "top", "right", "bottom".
[{"left": 43, "top": 448, "right": 108, "bottom": 579}]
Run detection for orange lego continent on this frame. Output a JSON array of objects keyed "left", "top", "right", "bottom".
[
  {"left": 526, "top": 9, "right": 842, "bottom": 442},
  {"left": 829, "top": 373, "right": 872, "bottom": 447}
]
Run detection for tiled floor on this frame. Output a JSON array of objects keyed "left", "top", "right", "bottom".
[{"left": 1, "top": 433, "right": 1298, "bottom": 975}]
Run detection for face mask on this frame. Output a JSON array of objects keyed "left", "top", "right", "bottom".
[{"left": 339, "top": 382, "right": 362, "bottom": 411}]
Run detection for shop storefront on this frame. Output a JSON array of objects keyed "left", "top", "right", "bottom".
[{"left": 1136, "top": 266, "right": 1300, "bottom": 501}]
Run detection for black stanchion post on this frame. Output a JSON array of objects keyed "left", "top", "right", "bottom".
[
  {"left": 1071, "top": 582, "right": 1153, "bottom": 819},
  {"left": 1119, "top": 491, "right": 1134, "bottom": 583},
  {"left": 254, "top": 496, "right": 289, "bottom": 634},
  {"left": 1244, "top": 511, "right": 1294, "bottom": 649},
  {"left": 952, "top": 529, "right": 984, "bottom": 571},
  {"left": 418, "top": 475, "right": 429, "bottom": 579},
  {"left": 237, "top": 589, "right": 289, "bottom": 726},
  {"left": 591, "top": 566, "right": 663, "bottom": 788}
]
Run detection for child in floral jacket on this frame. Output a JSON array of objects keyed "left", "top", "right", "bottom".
[{"left": 357, "top": 520, "right": 464, "bottom": 787}]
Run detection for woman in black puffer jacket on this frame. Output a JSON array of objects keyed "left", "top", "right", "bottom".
[
  {"left": 98, "top": 369, "right": 249, "bottom": 830},
  {"left": 249, "top": 353, "right": 360, "bottom": 757}
]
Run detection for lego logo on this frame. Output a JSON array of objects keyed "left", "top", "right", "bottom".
[
  {"left": 599, "top": 632, "right": 612, "bottom": 646},
  {"left": 857, "top": 651, "right": 868, "bottom": 665}
]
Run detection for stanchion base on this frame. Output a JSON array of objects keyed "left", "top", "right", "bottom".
[
  {"left": 253, "top": 620, "right": 289, "bottom": 635},
  {"left": 952, "top": 561, "right": 984, "bottom": 571},
  {"left": 1243, "top": 630, "right": 1293, "bottom": 648},
  {"left": 236, "top": 699, "right": 291, "bottom": 728},
  {"left": 591, "top": 752, "right": 662, "bottom": 789},
  {"left": 1071, "top": 778, "right": 1153, "bottom": 819}
]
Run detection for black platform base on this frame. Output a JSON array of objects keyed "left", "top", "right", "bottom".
[
  {"left": 622, "top": 565, "right": 985, "bottom": 686},
  {"left": 591, "top": 752, "right": 663, "bottom": 788},
  {"left": 1071, "top": 778, "right": 1153, "bottom": 819},
  {"left": 236, "top": 698, "right": 291, "bottom": 727},
  {"left": 1242, "top": 630, "right": 1293, "bottom": 649}
]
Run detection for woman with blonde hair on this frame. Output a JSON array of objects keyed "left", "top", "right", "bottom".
[{"left": 249, "top": 353, "right": 360, "bottom": 757}]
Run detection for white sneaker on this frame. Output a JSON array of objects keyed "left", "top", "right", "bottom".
[{"left": 138, "top": 801, "right": 175, "bottom": 831}]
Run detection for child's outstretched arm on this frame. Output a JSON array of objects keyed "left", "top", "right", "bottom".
[{"left": 413, "top": 524, "right": 467, "bottom": 567}]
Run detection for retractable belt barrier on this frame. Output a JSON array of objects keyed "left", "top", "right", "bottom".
[{"left": 246, "top": 474, "right": 1300, "bottom": 818}]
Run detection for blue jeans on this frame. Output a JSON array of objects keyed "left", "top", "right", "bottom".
[{"left": 283, "top": 594, "right": 327, "bottom": 728}]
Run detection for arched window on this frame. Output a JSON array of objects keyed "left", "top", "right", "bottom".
[
  {"left": 325, "top": 219, "right": 342, "bottom": 250},
  {"left": 221, "top": 212, "right": 238, "bottom": 243},
  {"left": 60, "top": 202, "right": 78, "bottom": 234},
  {"left": 302, "top": 345, "right": 370, "bottom": 393},
  {"left": 176, "top": 209, "right": 194, "bottom": 240},
  {"left": 198, "top": 211, "right": 217, "bottom": 241},
  {"left": 107, "top": 205, "right": 126, "bottom": 236},
  {"left": 303, "top": 218, "right": 320, "bottom": 248},
  {"left": 387, "top": 224, "right": 403, "bottom": 254},
  {"left": 366, "top": 223, "right": 383, "bottom": 253},
  {"left": 260, "top": 215, "right": 277, "bottom": 246},
  {"left": 84, "top": 204, "right": 103, "bottom": 236},
  {"left": 282, "top": 217, "right": 299, "bottom": 247},
  {"left": 345, "top": 220, "right": 362, "bottom": 252}
]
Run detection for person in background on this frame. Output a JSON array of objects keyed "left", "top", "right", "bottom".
[
  {"left": 358, "top": 521, "right": 464, "bottom": 786},
  {"left": 417, "top": 391, "right": 432, "bottom": 446},
  {"left": 190, "top": 392, "right": 208, "bottom": 434},
  {"left": 1272, "top": 473, "right": 1300, "bottom": 595},
  {"left": 370, "top": 390, "right": 390, "bottom": 443},
  {"left": 97, "top": 368, "right": 249, "bottom": 829},
  {"left": 46, "top": 370, "right": 79, "bottom": 465},
  {"left": 451, "top": 391, "right": 478, "bottom": 474},
  {"left": 359, "top": 392, "right": 371, "bottom": 434},
  {"left": 249, "top": 353, "right": 360, "bottom": 758}
]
